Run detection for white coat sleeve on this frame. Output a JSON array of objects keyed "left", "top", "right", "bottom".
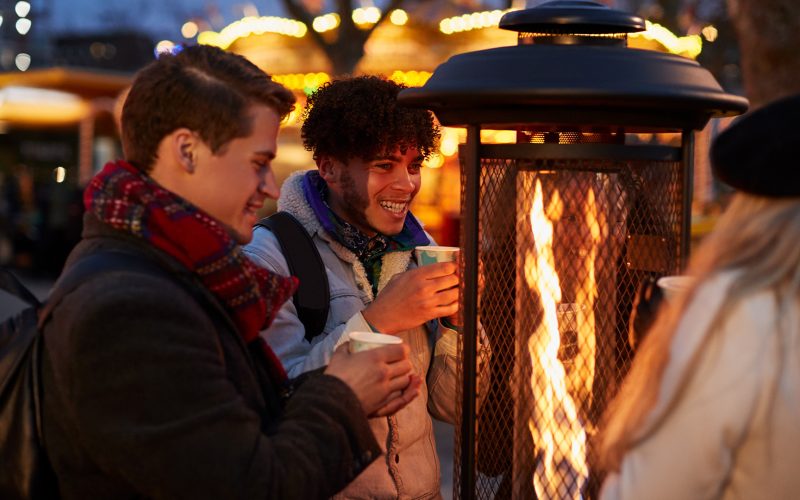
[{"left": 601, "top": 290, "right": 777, "bottom": 500}]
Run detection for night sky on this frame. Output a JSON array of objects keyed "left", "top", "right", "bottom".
[
  {"left": 46, "top": 0, "right": 286, "bottom": 40},
  {"left": 45, "top": 0, "right": 525, "bottom": 40}
]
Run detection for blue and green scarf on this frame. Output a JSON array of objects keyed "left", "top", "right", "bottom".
[{"left": 302, "top": 171, "right": 429, "bottom": 295}]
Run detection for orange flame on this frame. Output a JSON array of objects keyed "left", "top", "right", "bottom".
[
  {"left": 525, "top": 179, "right": 598, "bottom": 499},
  {"left": 571, "top": 187, "right": 600, "bottom": 419}
]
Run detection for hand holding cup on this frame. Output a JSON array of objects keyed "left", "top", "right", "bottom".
[
  {"left": 325, "top": 340, "right": 420, "bottom": 417},
  {"left": 362, "top": 251, "right": 459, "bottom": 334},
  {"left": 415, "top": 246, "right": 462, "bottom": 329}
]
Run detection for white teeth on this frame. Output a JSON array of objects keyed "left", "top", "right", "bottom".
[{"left": 379, "top": 201, "right": 407, "bottom": 213}]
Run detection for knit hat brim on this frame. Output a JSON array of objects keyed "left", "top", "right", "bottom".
[{"left": 710, "top": 92, "right": 800, "bottom": 198}]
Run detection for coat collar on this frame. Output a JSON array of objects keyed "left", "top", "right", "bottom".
[{"left": 277, "top": 170, "right": 324, "bottom": 236}]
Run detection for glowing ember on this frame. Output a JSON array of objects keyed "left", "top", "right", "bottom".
[{"left": 525, "top": 179, "right": 598, "bottom": 499}]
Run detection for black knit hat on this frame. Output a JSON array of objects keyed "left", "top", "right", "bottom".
[{"left": 710, "top": 92, "right": 800, "bottom": 198}]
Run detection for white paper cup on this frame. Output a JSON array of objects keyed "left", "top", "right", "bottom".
[
  {"left": 348, "top": 331, "right": 403, "bottom": 353},
  {"left": 657, "top": 275, "right": 695, "bottom": 302},
  {"left": 415, "top": 245, "right": 460, "bottom": 266}
]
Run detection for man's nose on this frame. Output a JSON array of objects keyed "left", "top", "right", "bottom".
[
  {"left": 392, "top": 167, "right": 416, "bottom": 191},
  {"left": 259, "top": 169, "right": 280, "bottom": 199}
]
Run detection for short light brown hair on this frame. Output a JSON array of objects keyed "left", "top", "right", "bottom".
[{"left": 121, "top": 45, "right": 295, "bottom": 172}]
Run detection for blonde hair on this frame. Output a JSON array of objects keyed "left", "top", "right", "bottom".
[{"left": 598, "top": 193, "right": 800, "bottom": 471}]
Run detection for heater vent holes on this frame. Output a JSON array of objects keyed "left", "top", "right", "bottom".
[{"left": 517, "top": 129, "right": 624, "bottom": 145}]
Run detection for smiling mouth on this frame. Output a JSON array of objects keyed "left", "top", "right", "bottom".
[
  {"left": 245, "top": 202, "right": 263, "bottom": 216},
  {"left": 379, "top": 200, "right": 409, "bottom": 214}
]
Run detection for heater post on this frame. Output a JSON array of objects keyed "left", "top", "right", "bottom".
[
  {"left": 460, "top": 124, "right": 481, "bottom": 500},
  {"left": 680, "top": 130, "right": 695, "bottom": 268}
]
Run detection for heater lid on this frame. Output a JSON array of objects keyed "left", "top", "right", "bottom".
[
  {"left": 498, "top": 0, "right": 645, "bottom": 35},
  {"left": 398, "top": 1, "right": 748, "bottom": 131}
]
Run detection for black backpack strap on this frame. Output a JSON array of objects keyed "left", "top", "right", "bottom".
[
  {"left": 0, "top": 252, "right": 163, "bottom": 327},
  {"left": 0, "top": 269, "right": 42, "bottom": 308},
  {"left": 255, "top": 212, "right": 329, "bottom": 343}
]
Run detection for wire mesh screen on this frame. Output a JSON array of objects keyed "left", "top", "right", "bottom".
[{"left": 456, "top": 154, "right": 684, "bottom": 499}]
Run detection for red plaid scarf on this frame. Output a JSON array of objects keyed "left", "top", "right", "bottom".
[{"left": 84, "top": 160, "right": 297, "bottom": 382}]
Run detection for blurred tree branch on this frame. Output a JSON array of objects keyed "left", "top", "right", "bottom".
[
  {"left": 277, "top": 0, "right": 408, "bottom": 76},
  {"left": 625, "top": 0, "right": 800, "bottom": 105},
  {"left": 726, "top": 0, "right": 800, "bottom": 107}
]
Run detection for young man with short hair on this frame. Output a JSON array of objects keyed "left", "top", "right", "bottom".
[
  {"left": 245, "top": 75, "right": 462, "bottom": 499},
  {"left": 40, "top": 46, "right": 419, "bottom": 499}
]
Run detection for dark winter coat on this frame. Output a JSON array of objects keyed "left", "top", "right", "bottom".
[{"left": 40, "top": 213, "right": 380, "bottom": 499}]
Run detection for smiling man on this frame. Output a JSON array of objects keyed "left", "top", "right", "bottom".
[
  {"left": 39, "top": 47, "right": 420, "bottom": 499},
  {"left": 245, "top": 75, "right": 461, "bottom": 499}
]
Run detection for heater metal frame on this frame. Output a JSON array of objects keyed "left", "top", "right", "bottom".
[{"left": 457, "top": 129, "right": 695, "bottom": 499}]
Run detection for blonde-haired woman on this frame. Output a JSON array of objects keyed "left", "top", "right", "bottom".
[{"left": 599, "top": 92, "right": 800, "bottom": 500}]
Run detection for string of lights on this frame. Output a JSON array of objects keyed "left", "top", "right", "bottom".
[{"left": 1, "top": 1, "right": 34, "bottom": 71}]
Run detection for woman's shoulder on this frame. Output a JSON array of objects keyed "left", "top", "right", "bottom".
[{"left": 694, "top": 270, "right": 779, "bottom": 323}]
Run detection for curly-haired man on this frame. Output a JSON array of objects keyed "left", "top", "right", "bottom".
[{"left": 245, "top": 75, "right": 460, "bottom": 499}]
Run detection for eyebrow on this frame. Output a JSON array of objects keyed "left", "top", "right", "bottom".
[
  {"left": 372, "top": 154, "right": 424, "bottom": 162},
  {"left": 253, "top": 150, "right": 276, "bottom": 160}
]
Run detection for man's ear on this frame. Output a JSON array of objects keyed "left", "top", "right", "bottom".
[
  {"left": 170, "top": 128, "right": 199, "bottom": 174},
  {"left": 317, "top": 156, "right": 339, "bottom": 185}
]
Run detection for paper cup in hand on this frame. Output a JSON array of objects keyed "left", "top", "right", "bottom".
[
  {"left": 415, "top": 246, "right": 459, "bottom": 266},
  {"left": 657, "top": 275, "right": 694, "bottom": 303},
  {"left": 348, "top": 331, "right": 403, "bottom": 353}
]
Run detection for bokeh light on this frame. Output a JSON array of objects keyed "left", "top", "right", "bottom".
[
  {"left": 389, "top": 9, "right": 408, "bottom": 26},
  {"left": 15, "top": 1, "right": 31, "bottom": 18},
  {"left": 16, "top": 17, "right": 31, "bottom": 35},
  {"left": 181, "top": 21, "right": 199, "bottom": 39},
  {"left": 14, "top": 53, "right": 31, "bottom": 71}
]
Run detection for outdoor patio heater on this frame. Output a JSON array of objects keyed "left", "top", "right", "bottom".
[{"left": 398, "top": 1, "right": 747, "bottom": 498}]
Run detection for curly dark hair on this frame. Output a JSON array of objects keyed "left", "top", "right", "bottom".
[{"left": 301, "top": 75, "right": 440, "bottom": 162}]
